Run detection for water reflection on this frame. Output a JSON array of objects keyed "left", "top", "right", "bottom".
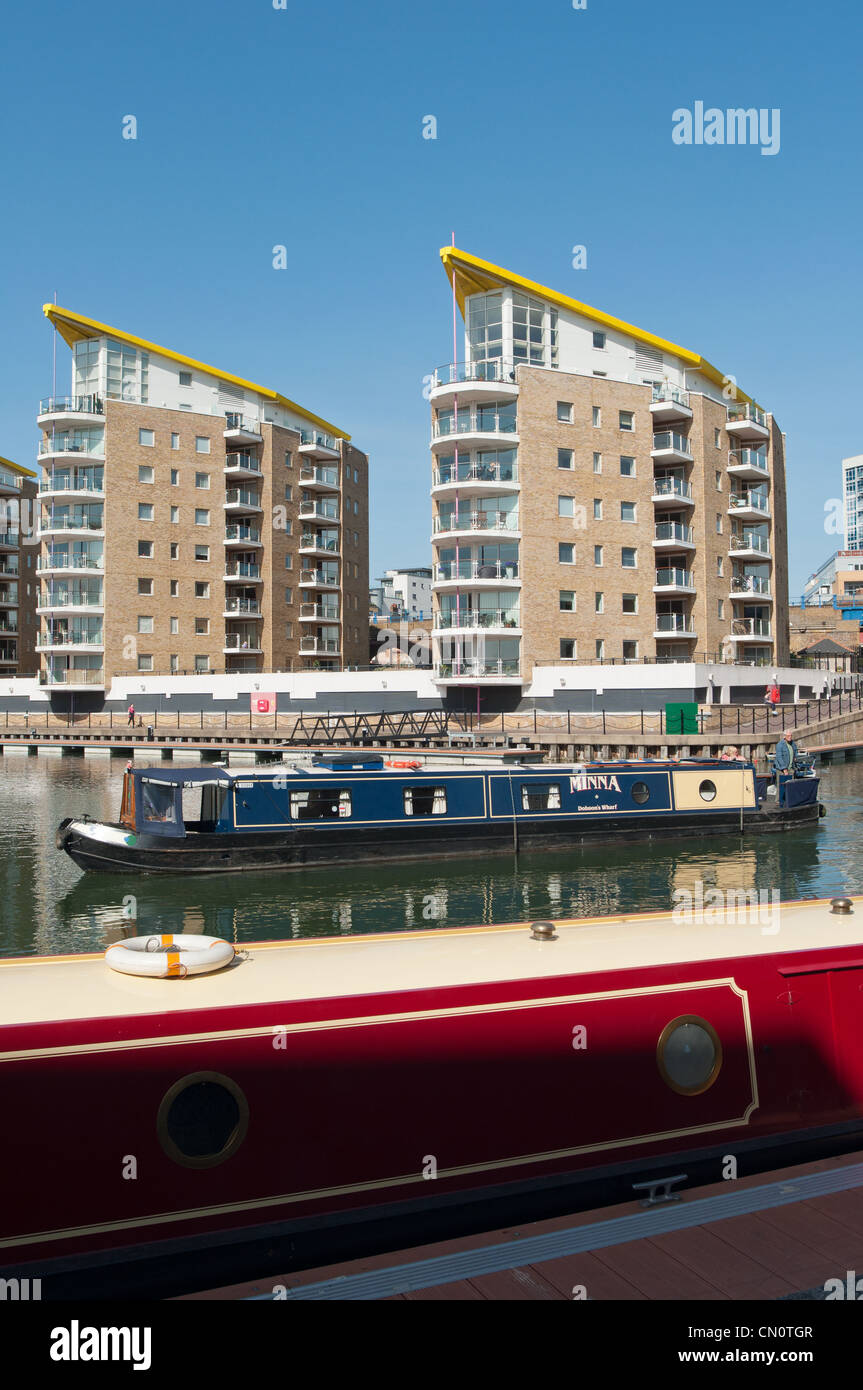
[{"left": 1, "top": 753, "right": 861, "bottom": 957}]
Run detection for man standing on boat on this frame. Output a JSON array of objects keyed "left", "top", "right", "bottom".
[{"left": 774, "top": 730, "right": 798, "bottom": 781}]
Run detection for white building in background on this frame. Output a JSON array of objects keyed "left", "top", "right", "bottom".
[
  {"left": 842, "top": 454, "right": 863, "bottom": 549},
  {"left": 371, "top": 567, "right": 433, "bottom": 620}
]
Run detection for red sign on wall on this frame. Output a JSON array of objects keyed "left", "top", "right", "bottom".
[{"left": 251, "top": 692, "right": 277, "bottom": 716}]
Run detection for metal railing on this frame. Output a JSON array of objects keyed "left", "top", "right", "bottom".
[
  {"left": 434, "top": 461, "right": 518, "bottom": 487},
  {"left": 434, "top": 510, "right": 519, "bottom": 533},
  {"left": 224, "top": 452, "right": 262, "bottom": 473},
  {"left": 0, "top": 532, "right": 19, "bottom": 547},
  {"left": 654, "top": 522, "right": 693, "bottom": 544},
  {"left": 431, "top": 359, "right": 519, "bottom": 389},
  {"left": 225, "top": 562, "right": 261, "bottom": 579},
  {"left": 300, "top": 569, "right": 339, "bottom": 586},
  {"left": 435, "top": 659, "right": 521, "bottom": 679},
  {"left": 652, "top": 432, "right": 692, "bottom": 455},
  {"left": 39, "top": 395, "right": 104, "bottom": 416},
  {"left": 652, "top": 477, "right": 692, "bottom": 500},
  {"left": 651, "top": 385, "right": 690, "bottom": 409},
  {"left": 730, "top": 575, "right": 772, "bottom": 596},
  {"left": 655, "top": 568, "right": 693, "bottom": 588},
  {"left": 40, "top": 514, "right": 104, "bottom": 531},
  {"left": 727, "top": 403, "right": 767, "bottom": 428},
  {"left": 731, "top": 618, "right": 772, "bottom": 638},
  {"left": 37, "top": 555, "right": 103, "bottom": 572},
  {"left": 39, "top": 437, "right": 104, "bottom": 457},
  {"left": 299, "top": 466, "right": 339, "bottom": 487},
  {"left": 223, "top": 635, "right": 262, "bottom": 650},
  {"left": 300, "top": 637, "right": 341, "bottom": 653},
  {"left": 224, "top": 598, "right": 261, "bottom": 614},
  {"left": 435, "top": 560, "right": 519, "bottom": 582},
  {"left": 730, "top": 533, "right": 770, "bottom": 554},
  {"left": 36, "top": 631, "right": 103, "bottom": 647},
  {"left": 300, "top": 533, "right": 339, "bottom": 552},
  {"left": 435, "top": 609, "right": 520, "bottom": 629},
  {"left": 224, "top": 488, "right": 262, "bottom": 508},
  {"left": 729, "top": 448, "right": 768, "bottom": 470},
  {"left": 224, "top": 525, "right": 261, "bottom": 543},
  {"left": 432, "top": 409, "right": 518, "bottom": 438},
  {"left": 224, "top": 413, "right": 262, "bottom": 434},
  {"left": 300, "top": 430, "right": 338, "bottom": 451},
  {"left": 655, "top": 614, "right": 696, "bottom": 633},
  {"left": 38, "top": 668, "right": 104, "bottom": 686},
  {"left": 299, "top": 501, "right": 340, "bottom": 521},
  {"left": 300, "top": 603, "right": 340, "bottom": 620},
  {"left": 38, "top": 590, "right": 103, "bottom": 609},
  {"left": 39, "top": 475, "right": 104, "bottom": 494},
  {"left": 729, "top": 492, "right": 769, "bottom": 513}
]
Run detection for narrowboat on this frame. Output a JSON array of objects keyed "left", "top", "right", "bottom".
[
  {"left": 2, "top": 894, "right": 863, "bottom": 1298},
  {"left": 55, "top": 752, "right": 822, "bottom": 876}
]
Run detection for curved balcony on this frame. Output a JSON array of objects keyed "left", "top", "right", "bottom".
[
  {"left": 650, "top": 386, "right": 692, "bottom": 425},
  {"left": 653, "top": 522, "right": 694, "bottom": 551},
  {"left": 224, "top": 488, "right": 263, "bottom": 514},
  {"left": 298, "top": 430, "right": 340, "bottom": 461},
  {"left": 37, "top": 555, "right": 103, "bottom": 575},
  {"left": 0, "top": 531, "right": 19, "bottom": 552},
  {"left": 433, "top": 510, "right": 520, "bottom": 542},
  {"left": 37, "top": 395, "right": 104, "bottom": 429},
  {"left": 654, "top": 614, "right": 697, "bottom": 639},
  {"left": 726, "top": 403, "right": 769, "bottom": 442},
  {"left": 653, "top": 567, "right": 695, "bottom": 594},
  {"left": 38, "top": 437, "right": 105, "bottom": 464},
  {"left": 40, "top": 515, "right": 104, "bottom": 538},
  {"left": 299, "top": 465, "right": 339, "bottom": 491},
  {"left": 36, "top": 634, "right": 104, "bottom": 653},
  {"left": 729, "top": 533, "right": 771, "bottom": 560},
  {"left": 651, "top": 431, "right": 693, "bottom": 464},
  {"left": 224, "top": 525, "right": 262, "bottom": 549},
  {"left": 224, "top": 562, "right": 262, "bottom": 584},
  {"left": 432, "top": 461, "right": 519, "bottom": 499},
  {"left": 431, "top": 407, "right": 518, "bottom": 453},
  {"left": 651, "top": 477, "right": 693, "bottom": 507},
  {"left": 224, "top": 452, "right": 263, "bottom": 478},
  {"left": 39, "top": 476, "right": 104, "bottom": 502},
  {"left": 433, "top": 609, "right": 521, "bottom": 636},
  {"left": 223, "top": 414, "right": 263, "bottom": 445},
  {"left": 0, "top": 469, "right": 26, "bottom": 496},
  {"left": 36, "top": 595, "right": 104, "bottom": 615},
  {"left": 434, "top": 659, "right": 523, "bottom": 685},
  {"left": 728, "top": 492, "right": 770, "bottom": 521},
  {"left": 434, "top": 560, "right": 521, "bottom": 589},
  {"left": 429, "top": 359, "right": 520, "bottom": 408},
  {"left": 728, "top": 448, "right": 769, "bottom": 481}
]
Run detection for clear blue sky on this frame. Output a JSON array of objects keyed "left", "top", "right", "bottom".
[{"left": 2, "top": 0, "right": 860, "bottom": 595}]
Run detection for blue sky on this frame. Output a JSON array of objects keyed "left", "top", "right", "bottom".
[{"left": 2, "top": 0, "right": 860, "bottom": 594}]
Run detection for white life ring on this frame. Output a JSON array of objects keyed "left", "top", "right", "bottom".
[{"left": 105, "top": 934, "right": 235, "bottom": 979}]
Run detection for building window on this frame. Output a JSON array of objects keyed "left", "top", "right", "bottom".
[
  {"left": 285, "top": 622, "right": 293, "bottom": 639},
  {"left": 179, "top": 371, "right": 192, "bottom": 387},
  {"left": 623, "top": 640, "right": 638, "bottom": 660},
  {"left": 170, "top": 469, "right": 179, "bottom": 485},
  {"left": 621, "top": 501, "right": 636, "bottom": 522},
  {"left": 717, "top": 556, "right": 723, "bottom": 576},
  {"left": 593, "top": 499, "right": 602, "bottom": 520},
  {"left": 195, "top": 473, "right": 210, "bottom": 489},
  {"left": 138, "top": 429, "right": 154, "bottom": 447},
  {"left": 195, "top": 618, "right": 209, "bottom": 635},
  {"left": 285, "top": 554, "right": 293, "bottom": 570},
  {"left": 171, "top": 433, "right": 180, "bottom": 450},
  {"left": 285, "top": 484, "right": 293, "bottom": 501},
  {"left": 559, "top": 639, "right": 576, "bottom": 659},
  {"left": 621, "top": 547, "right": 637, "bottom": 567},
  {"left": 622, "top": 593, "right": 637, "bottom": 614},
  {"left": 170, "top": 617, "right": 178, "bottom": 634},
  {"left": 404, "top": 785, "right": 447, "bottom": 817},
  {"left": 619, "top": 411, "right": 634, "bottom": 431},
  {"left": 170, "top": 654, "right": 178, "bottom": 672},
  {"left": 194, "top": 582, "right": 209, "bottom": 598},
  {"left": 137, "top": 654, "right": 153, "bottom": 671},
  {"left": 594, "top": 545, "right": 603, "bottom": 566},
  {"left": 593, "top": 452, "right": 601, "bottom": 473},
  {"left": 195, "top": 436, "right": 210, "bottom": 454},
  {"left": 353, "top": 530, "right": 359, "bottom": 546},
  {"left": 138, "top": 540, "right": 153, "bottom": 558},
  {"left": 557, "top": 401, "right": 573, "bottom": 423},
  {"left": 170, "top": 542, "right": 178, "bottom": 560},
  {"left": 718, "top": 599, "right": 724, "bottom": 618},
  {"left": 194, "top": 545, "right": 209, "bottom": 561},
  {"left": 558, "top": 496, "right": 575, "bottom": 518},
  {"left": 595, "top": 592, "right": 604, "bottom": 613},
  {"left": 170, "top": 506, "right": 179, "bottom": 523},
  {"left": 195, "top": 510, "right": 210, "bottom": 526},
  {"left": 620, "top": 456, "right": 635, "bottom": 477},
  {"left": 138, "top": 578, "right": 153, "bottom": 595},
  {"left": 716, "top": 513, "right": 722, "bottom": 534},
  {"left": 596, "top": 638, "right": 605, "bottom": 659},
  {"left": 559, "top": 590, "right": 575, "bottom": 612},
  {"left": 558, "top": 449, "right": 574, "bottom": 470},
  {"left": 170, "top": 580, "right": 178, "bottom": 597},
  {"left": 353, "top": 500, "right": 359, "bottom": 515},
  {"left": 138, "top": 465, "right": 154, "bottom": 484},
  {"left": 593, "top": 331, "right": 606, "bottom": 349},
  {"left": 715, "top": 470, "right": 722, "bottom": 491},
  {"left": 138, "top": 503, "right": 154, "bottom": 521},
  {"left": 194, "top": 655, "right": 209, "bottom": 672},
  {"left": 285, "top": 452, "right": 292, "bottom": 468},
  {"left": 285, "top": 587, "right": 292, "bottom": 603},
  {"left": 714, "top": 428, "right": 722, "bottom": 448},
  {"left": 559, "top": 543, "right": 575, "bottom": 564},
  {"left": 592, "top": 407, "right": 601, "bottom": 427},
  {"left": 137, "top": 616, "right": 153, "bottom": 634}
]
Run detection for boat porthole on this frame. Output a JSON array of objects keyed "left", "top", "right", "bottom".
[
  {"left": 157, "top": 1071, "right": 249, "bottom": 1169},
  {"left": 698, "top": 779, "right": 717, "bottom": 802},
  {"left": 657, "top": 1016, "right": 723, "bottom": 1096},
  {"left": 631, "top": 781, "right": 650, "bottom": 805}
]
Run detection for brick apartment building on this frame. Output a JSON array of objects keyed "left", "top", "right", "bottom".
[
  {"left": 0, "top": 454, "right": 38, "bottom": 675},
  {"left": 36, "top": 307, "right": 369, "bottom": 695},
  {"left": 429, "top": 249, "right": 789, "bottom": 689}
]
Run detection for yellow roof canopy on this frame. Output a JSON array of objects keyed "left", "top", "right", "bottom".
[
  {"left": 439, "top": 247, "right": 761, "bottom": 409},
  {"left": 43, "top": 305, "right": 351, "bottom": 440},
  {"left": 0, "top": 453, "right": 37, "bottom": 479}
]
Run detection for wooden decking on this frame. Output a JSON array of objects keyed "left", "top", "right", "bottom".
[{"left": 180, "top": 1149, "right": 863, "bottom": 1301}]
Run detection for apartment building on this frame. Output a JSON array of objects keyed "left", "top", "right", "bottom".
[
  {"left": 36, "top": 307, "right": 369, "bottom": 693},
  {"left": 371, "top": 567, "right": 434, "bottom": 620},
  {"left": 842, "top": 455, "right": 863, "bottom": 549},
  {"left": 803, "top": 549, "right": 863, "bottom": 606},
  {"left": 429, "top": 249, "right": 789, "bottom": 687},
  {"left": 0, "top": 454, "right": 38, "bottom": 675}
]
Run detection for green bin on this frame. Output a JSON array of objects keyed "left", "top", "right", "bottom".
[{"left": 664, "top": 701, "right": 698, "bottom": 735}]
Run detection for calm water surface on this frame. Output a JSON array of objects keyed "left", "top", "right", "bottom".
[{"left": 2, "top": 751, "right": 862, "bottom": 957}]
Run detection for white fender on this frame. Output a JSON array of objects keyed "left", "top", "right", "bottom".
[{"left": 105, "top": 934, "right": 235, "bottom": 979}]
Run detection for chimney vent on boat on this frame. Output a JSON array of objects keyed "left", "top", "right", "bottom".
[
  {"left": 830, "top": 897, "right": 854, "bottom": 915},
  {"left": 529, "top": 921, "right": 558, "bottom": 941}
]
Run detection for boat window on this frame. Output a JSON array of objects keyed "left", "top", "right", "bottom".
[
  {"left": 521, "top": 782, "right": 562, "bottom": 812},
  {"left": 699, "top": 779, "right": 717, "bottom": 802},
  {"left": 201, "top": 783, "right": 228, "bottom": 826},
  {"left": 657, "top": 1016, "right": 722, "bottom": 1096},
  {"left": 404, "top": 786, "right": 447, "bottom": 817},
  {"left": 289, "top": 788, "right": 352, "bottom": 821},
  {"left": 631, "top": 781, "right": 650, "bottom": 804},
  {"left": 157, "top": 1072, "right": 249, "bottom": 1169},
  {"left": 141, "top": 781, "right": 177, "bottom": 823}
]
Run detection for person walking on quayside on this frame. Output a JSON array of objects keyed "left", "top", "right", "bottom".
[
  {"left": 763, "top": 680, "right": 780, "bottom": 708},
  {"left": 127, "top": 702, "right": 135, "bottom": 727}
]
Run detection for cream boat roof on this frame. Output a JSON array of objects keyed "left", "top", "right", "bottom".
[{"left": 0, "top": 898, "right": 860, "bottom": 1031}]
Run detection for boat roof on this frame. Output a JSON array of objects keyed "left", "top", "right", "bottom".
[{"left": 1, "top": 897, "right": 859, "bottom": 1031}]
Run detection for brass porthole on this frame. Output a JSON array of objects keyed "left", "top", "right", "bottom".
[
  {"left": 157, "top": 1071, "right": 249, "bottom": 1169},
  {"left": 657, "top": 1016, "right": 723, "bottom": 1096}
]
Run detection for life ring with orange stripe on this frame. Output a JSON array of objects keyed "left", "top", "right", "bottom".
[
  {"left": 105, "top": 934, "right": 234, "bottom": 979},
  {"left": 386, "top": 759, "right": 422, "bottom": 770}
]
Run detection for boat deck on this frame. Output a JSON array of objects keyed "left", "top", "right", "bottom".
[
  {"left": 2, "top": 896, "right": 862, "bottom": 1029},
  {"left": 181, "top": 1147, "right": 863, "bottom": 1301}
]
